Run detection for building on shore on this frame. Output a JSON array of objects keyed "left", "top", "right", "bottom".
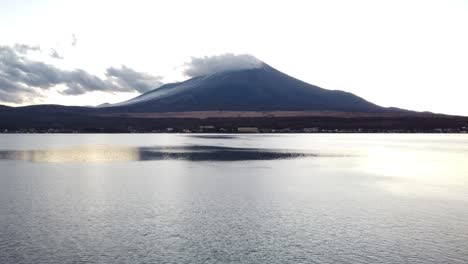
[
  {"left": 237, "top": 127, "right": 259, "bottom": 133},
  {"left": 199, "top": 126, "right": 216, "bottom": 132},
  {"left": 303, "top": 127, "right": 320, "bottom": 133}
]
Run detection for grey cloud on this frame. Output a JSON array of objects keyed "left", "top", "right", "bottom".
[
  {"left": 0, "top": 76, "right": 41, "bottom": 103},
  {"left": 71, "top": 34, "right": 77, "bottom": 46},
  {"left": 0, "top": 89, "right": 27, "bottom": 104},
  {"left": 59, "top": 69, "right": 114, "bottom": 95},
  {"left": 183, "top": 53, "right": 263, "bottom": 78},
  {"left": 50, "top": 49, "right": 63, "bottom": 59},
  {"left": 0, "top": 44, "right": 163, "bottom": 103},
  {"left": 13, "top": 44, "right": 41, "bottom": 54},
  {"left": 106, "top": 66, "right": 163, "bottom": 93},
  {"left": 0, "top": 47, "right": 63, "bottom": 88}
]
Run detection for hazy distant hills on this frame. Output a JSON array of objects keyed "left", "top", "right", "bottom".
[{"left": 103, "top": 63, "right": 387, "bottom": 113}]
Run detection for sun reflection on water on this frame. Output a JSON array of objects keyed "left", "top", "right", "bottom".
[
  {"left": 363, "top": 146, "right": 468, "bottom": 198},
  {"left": 3, "top": 145, "right": 141, "bottom": 163}
]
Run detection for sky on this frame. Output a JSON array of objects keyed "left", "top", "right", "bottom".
[{"left": 0, "top": 0, "right": 467, "bottom": 115}]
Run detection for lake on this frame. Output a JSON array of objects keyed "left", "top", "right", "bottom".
[{"left": 0, "top": 134, "right": 467, "bottom": 264}]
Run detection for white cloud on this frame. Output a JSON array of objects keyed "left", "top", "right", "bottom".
[{"left": 183, "top": 53, "right": 263, "bottom": 77}]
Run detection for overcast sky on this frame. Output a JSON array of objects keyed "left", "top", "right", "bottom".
[{"left": 1, "top": 0, "right": 467, "bottom": 115}]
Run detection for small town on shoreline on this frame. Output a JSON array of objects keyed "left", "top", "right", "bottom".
[{"left": 3, "top": 125, "right": 468, "bottom": 134}]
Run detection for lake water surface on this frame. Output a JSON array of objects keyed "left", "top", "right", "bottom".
[{"left": 1, "top": 134, "right": 467, "bottom": 263}]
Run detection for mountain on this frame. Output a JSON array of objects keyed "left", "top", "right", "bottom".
[
  {"left": 103, "top": 63, "right": 386, "bottom": 113},
  {"left": 2, "top": 61, "right": 467, "bottom": 132}
]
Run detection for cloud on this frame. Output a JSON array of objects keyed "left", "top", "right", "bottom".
[
  {"left": 106, "top": 66, "right": 163, "bottom": 93},
  {"left": 71, "top": 34, "right": 77, "bottom": 46},
  {"left": 13, "top": 44, "right": 41, "bottom": 54},
  {"left": 49, "top": 49, "right": 63, "bottom": 59},
  {"left": 0, "top": 76, "right": 41, "bottom": 104},
  {"left": 0, "top": 44, "right": 163, "bottom": 104},
  {"left": 183, "top": 53, "right": 263, "bottom": 77},
  {"left": 58, "top": 69, "right": 117, "bottom": 95}
]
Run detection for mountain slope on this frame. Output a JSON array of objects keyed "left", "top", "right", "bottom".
[{"left": 104, "top": 64, "right": 386, "bottom": 113}]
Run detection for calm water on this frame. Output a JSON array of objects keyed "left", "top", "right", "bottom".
[{"left": 1, "top": 134, "right": 468, "bottom": 264}]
